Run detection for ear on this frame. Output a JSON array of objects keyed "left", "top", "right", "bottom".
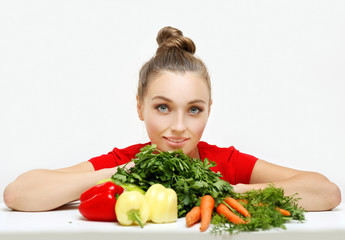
[
  {"left": 136, "top": 95, "right": 144, "bottom": 121},
  {"left": 208, "top": 98, "right": 213, "bottom": 117}
]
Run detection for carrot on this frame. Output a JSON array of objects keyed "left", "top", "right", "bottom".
[
  {"left": 276, "top": 207, "right": 291, "bottom": 216},
  {"left": 224, "top": 197, "right": 251, "bottom": 218},
  {"left": 186, "top": 206, "right": 201, "bottom": 227},
  {"left": 236, "top": 199, "right": 264, "bottom": 207},
  {"left": 236, "top": 199, "right": 248, "bottom": 204},
  {"left": 216, "top": 203, "right": 246, "bottom": 224},
  {"left": 236, "top": 199, "right": 290, "bottom": 216},
  {"left": 199, "top": 195, "right": 215, "bottom": 232}
]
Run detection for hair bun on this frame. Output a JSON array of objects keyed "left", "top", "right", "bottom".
[{"left": 156, "top": 26, "right": 196, "bottom": 55}]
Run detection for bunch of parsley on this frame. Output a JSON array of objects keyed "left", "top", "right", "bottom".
[
  {"left": 211, "top": 185, "right": 305, "bottom": 234},
  {"left": 112, "top": 144, "right": 233, "bottom": 217}
]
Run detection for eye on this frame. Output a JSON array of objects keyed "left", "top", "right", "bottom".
[
  {"left": 189, "top": 106, "right": 202, "bottom": 115},
  {"left": 156, "top": 104, "right": 169, "bottom": 113}
]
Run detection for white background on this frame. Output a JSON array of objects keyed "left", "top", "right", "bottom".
[{"left": 1, "top": 0, "right": 344, "bottom": 203}]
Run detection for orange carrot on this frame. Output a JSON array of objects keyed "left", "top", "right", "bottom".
[
  {"left": 199, "top": 195, "right": 215, "bottom": 232},
  {"left": 186, "top": 206, "right": 201, "bottom": 227},
  {"left": 236, "top": 199, "right": 264, "bottom": 207},
  {"left": 224, "top": 197, "right": 251, "bottom": 218},
  {"left": 216, "top": 203, "right": 246, "bottom": 224},
  {"left": 236, "top": 199, "right": 290, "bottom": 216},
  {"left": 236, "top": 199, "right": 248, "bottom": 204},
  {"left": 276, "top": 207, "right": 291, "bottom": 216}
]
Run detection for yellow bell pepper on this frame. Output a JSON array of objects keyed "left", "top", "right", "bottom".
[
  {"left": 115, "top": 191, "right": 150, "bottom": 228},
  {"left": 145, "top": 184, "right": 178, "bottom": 223}
]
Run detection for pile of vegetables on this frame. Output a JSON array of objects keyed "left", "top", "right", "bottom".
[
  {"left": 79, "top": 144, "right": 305, "bottom": 233},
  {"left": 112, "top": 144, "right": 233, "bottom": 217}
]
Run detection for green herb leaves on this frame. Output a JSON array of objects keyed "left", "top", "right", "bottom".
[
  {"left": 112, "top": 144, "right": 233, "bottom": 217},
  {"left": 211, "top": 185, "right": 305, "bottom": 234}
]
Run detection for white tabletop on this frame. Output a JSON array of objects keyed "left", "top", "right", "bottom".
[{"left": 1, "top": 202, "right": 344, "bottom": 240}]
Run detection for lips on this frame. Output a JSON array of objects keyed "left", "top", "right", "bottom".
[
  {"left": 163, "top": 136, "right": 189, "bottom": 147},
  {"left": 165, "top": 137, "right": 189, "bottom": 143},
  {"left": 167, "top": 138, "right": 186, "bottom": 143}
]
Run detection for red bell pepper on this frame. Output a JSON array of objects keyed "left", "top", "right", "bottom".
[{"left": 79, "top": 181, "right": 124, "bottom": 221}]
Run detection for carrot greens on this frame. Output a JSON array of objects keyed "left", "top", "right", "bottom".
[{"left": 211, "top": 185, "right": 305, "bottom": 234}]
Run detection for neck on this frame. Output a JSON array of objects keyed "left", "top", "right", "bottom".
[{"left": 188, "top": 146, "right": 200, "bottom": 159}]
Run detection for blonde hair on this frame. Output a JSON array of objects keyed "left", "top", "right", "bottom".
[{"left": 137, "top": 26, "right": 211, "bottom": 102}]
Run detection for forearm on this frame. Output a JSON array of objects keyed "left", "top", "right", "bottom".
[
  {"left": 233, "top": 172, "right": 341, "bottom": 211},
  {"left": 3, "top": 167, "right": 116, "bottom": 211}
]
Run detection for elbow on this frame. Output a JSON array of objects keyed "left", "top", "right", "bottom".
[
  {"left": 326, "top": 181, "right": 342, "bottom": 210},
  {"left": 315, "top": 172, "right": 342, "bottom": 210},
  {"left": 3, "top": 182, "right": 18, "bottom": 210},
  {"left": 300, "top": 172, "right": 342, "bottom": 211}
]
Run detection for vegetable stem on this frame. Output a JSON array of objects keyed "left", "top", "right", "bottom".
[{"left": 128, "top": 209, "right": 144, "bottom": 228}]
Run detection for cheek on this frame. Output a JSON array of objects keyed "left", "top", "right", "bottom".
[
  {"left": 145, "top": 119, "right": 158, "bottom": 135},
  {"left": 189, "top": 117, "right": 208, "bottom": 136},
  {"left": 144, "top": 113, "right": 167, "bottom": 136}
]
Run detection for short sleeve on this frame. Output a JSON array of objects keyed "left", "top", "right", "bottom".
[
  {"left": 232, "top": 151, "right": 258, "bottom": 184},
  {"left": 89, "top": 142, "right": 150, "bottom": 171},
  {"left": 197, "top": 142, "right": 258, "bottom": 185}
]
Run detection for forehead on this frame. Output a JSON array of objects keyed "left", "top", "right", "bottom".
[{"left": 145, "top": 71, "right": 210, "bottom": 103}]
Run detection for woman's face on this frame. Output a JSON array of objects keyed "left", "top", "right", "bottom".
[{"left": 137, "top": 71, "right": 211, "bottom": 158}]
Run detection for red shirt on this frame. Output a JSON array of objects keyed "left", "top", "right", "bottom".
[{"left": 89, "top": 141, "right": 258, "bottom": 184}]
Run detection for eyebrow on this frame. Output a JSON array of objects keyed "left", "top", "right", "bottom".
[{"left": 152, "top": 95, "right": 206, "bottom": 104}]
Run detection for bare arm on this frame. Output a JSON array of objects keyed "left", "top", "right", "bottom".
[
  {"left": 232, "top": 160, "right": 341, "bottom": 211},
  {"left": 3, "top": 161, "right": 134, "bottom": 212}
]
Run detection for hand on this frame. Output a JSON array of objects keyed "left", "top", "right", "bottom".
[
  {"left": 105, "top": 161, "right": 136, "bottom": 178},
  {"left": 232, "top": 184, "right": 248, "bottom": 193},
  {"left": 123, "top": 161, "right": 135, "bottom": 171}
]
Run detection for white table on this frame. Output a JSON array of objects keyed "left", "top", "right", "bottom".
[{"left": 1, "top": 202, "right": 344, "bottom": 240}]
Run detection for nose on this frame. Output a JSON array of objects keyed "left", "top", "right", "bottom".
[{"left": 171, "top": 111, "right": 186, "bottom": 133}]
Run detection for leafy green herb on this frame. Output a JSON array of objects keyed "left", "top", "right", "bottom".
[
  {"left": 112, "top": 144, "right": 233, "bottom": 217},
  {"left": 211, "top": 185, "right": 305, "bottom": 234}
]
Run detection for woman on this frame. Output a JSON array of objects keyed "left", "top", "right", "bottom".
[{"left": 3, "top": 26, "right": 341, "bottom": 212}]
